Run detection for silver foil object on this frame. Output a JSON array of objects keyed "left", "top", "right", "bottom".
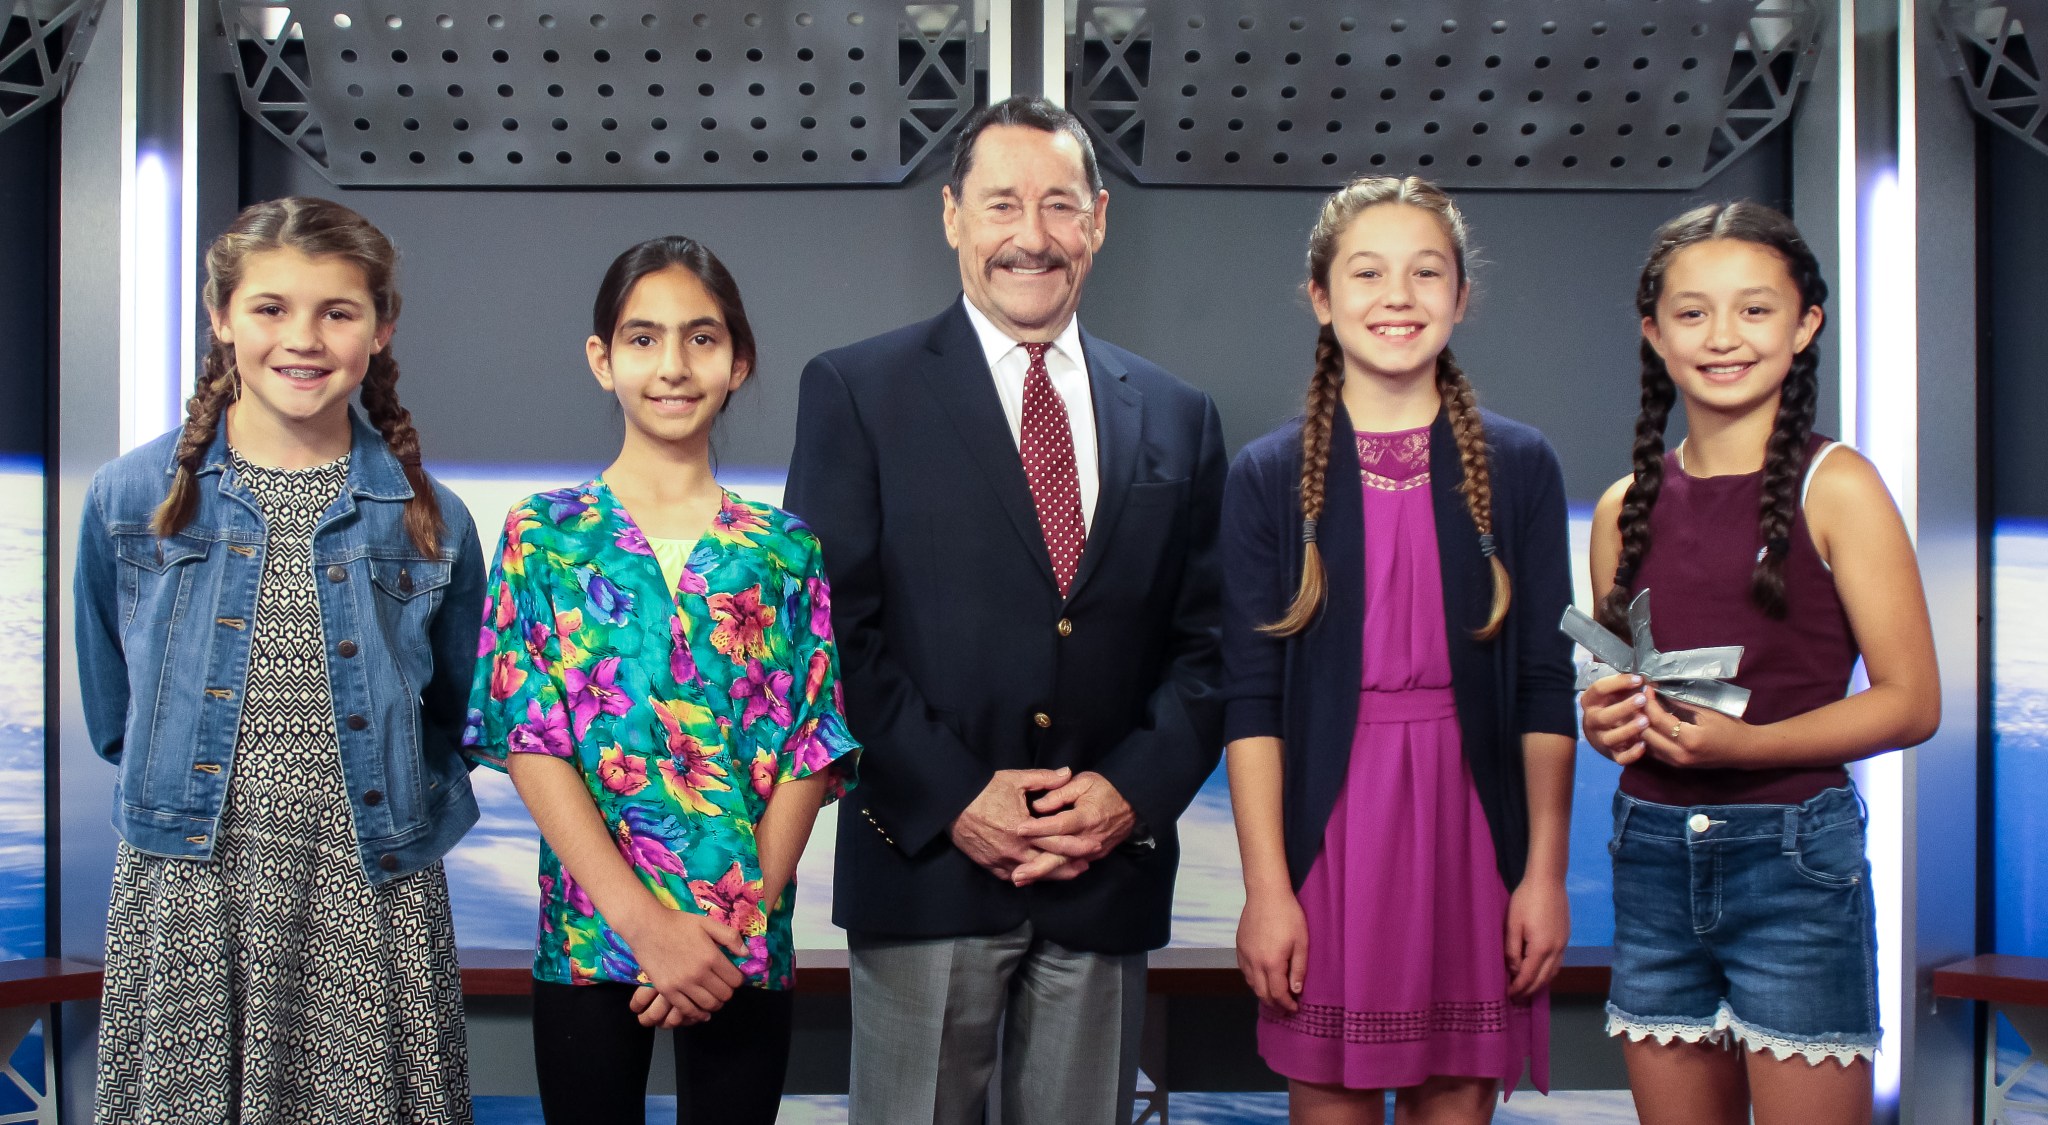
[{"left": 1560, "top": 590, "right": 1751, "bottom": 719}]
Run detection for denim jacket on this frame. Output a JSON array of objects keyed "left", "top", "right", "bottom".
[{"left": 74, "top": 407, "right": 485, "bottom": 885}]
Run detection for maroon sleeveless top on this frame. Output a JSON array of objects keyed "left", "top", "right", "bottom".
[{"left": 1619, "top": 434, "right": 1860, "bottom": 806}]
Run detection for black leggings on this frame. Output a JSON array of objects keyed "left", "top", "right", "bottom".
[{"left": 532, "top": 979, "right": 794, "bottom": 1124}]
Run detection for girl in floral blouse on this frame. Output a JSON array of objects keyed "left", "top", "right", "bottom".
[{"left": 466, "top": 236, "right": 858, "bottom": 1124}]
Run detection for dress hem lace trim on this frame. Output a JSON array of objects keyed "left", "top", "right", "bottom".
[{"left": 1262, "top": 998, "right": 1516, "bottom": 1044}]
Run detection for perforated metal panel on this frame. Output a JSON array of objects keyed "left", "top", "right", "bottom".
[
  {"left": 1936, "top": 0, "right": 2046, "bottom": 159},
  {"left": 1070, "top": 1, "right": 1819, "bottom": 189},
  {"left": 220, "top": 2, "right": 979, "bottom": 186},
  {"left": 0, "top": 0, "right": 108, "bottom": 135}
]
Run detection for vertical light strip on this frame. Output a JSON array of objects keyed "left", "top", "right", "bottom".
[
  {"left": 178, "top": 0, "right": 201, "bottom": 408},
  {"left": 1835, "top": 0, "right": 1858, "bottom": 444},
  {"left": 131, "top": 150, "right": 177, "bottom": 453},
  {"left": 1847, "top": 2, "right": 1919, "bottom": 1107},
  {"left": 1042, "top": 0, "right": 1067, "bottom": 105},
  {"left": 1853, "top": 169, "right": 1911, "bottom": 1107},
  {"left": 115, "top": 0, "right": 140, "bottom": 450},
  {"left": 987, "top": 0, "right": 1012, "bottom": 102},
  {"left": 122, "top": 0, "right": 183, "bottom": 453}
]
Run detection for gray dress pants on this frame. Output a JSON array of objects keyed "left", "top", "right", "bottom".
[{"left": 847, "top": 922, "right": 1146, "bottom": 1125}]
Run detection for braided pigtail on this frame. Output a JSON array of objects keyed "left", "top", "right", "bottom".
[
  {"left": 1597, "top": 341, "right": 1677, "bottom": 634},
  {"left": 150, "top": 345, "right": 238, "bottom": 538},
  {"left": 1437, "top": 347, "right": 1510, "bottom": 640},
  {"left": 1261, "top": 326, "right": 1344, "bottom": 637},
  {"left": 1749, "top": 327, "right": 1819, "bottom": 617},
  {"left": 358, "top": 351, "right": 444, "bottom": 557}
]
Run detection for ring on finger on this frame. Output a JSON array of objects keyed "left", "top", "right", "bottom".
[{"left": 1671, "top": 722, "right": 1684, "bottom": 739}]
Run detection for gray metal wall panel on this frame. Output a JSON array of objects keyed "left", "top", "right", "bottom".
[
  {"left": 1989, "top": 129, "right": 2048, "bottom": 520},
  {"left": 56, "top": 2, "right": 125, "bottom": 1119},
  {"left": 242, "top": 131, "right": 966, "bottom": 475},
  {"left": 1082, "top": 147, "right": 1790, "bottom": 502},
  {"left": 243, "top": 122, "right": 1787, "bottom": 505},
  {"left": 1901, "top": 0, "right": 1983, "bottom": 1117}
]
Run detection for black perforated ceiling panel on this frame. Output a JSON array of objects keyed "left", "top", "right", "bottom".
[
  {"left": 1070, "top": 1, "right": 1819, "bottom": 189},
  {"left": 220, "top": 2, "right": 978, "bottom": 185}
]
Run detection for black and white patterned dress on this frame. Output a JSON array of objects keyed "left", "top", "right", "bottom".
[{"left": 96, "top": 451, "right": 472, "bottom": 1125}]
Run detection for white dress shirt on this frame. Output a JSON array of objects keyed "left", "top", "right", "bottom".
[{"left": 960, "top": 299, "right": 1101, "bottom": 531}]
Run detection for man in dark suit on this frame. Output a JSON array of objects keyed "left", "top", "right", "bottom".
[{"left": 784, "top": 96, "right": 1226, "bottom": 1125}]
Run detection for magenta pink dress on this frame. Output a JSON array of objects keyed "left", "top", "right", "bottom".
[{"left": 1257, "top": 426, "right": 1549, "bottom": 1093}]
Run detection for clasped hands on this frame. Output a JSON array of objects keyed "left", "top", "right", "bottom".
[
  {"left": 950, "top": 766, "right": 1136, "bottom": 886},
  {"left": 622, "top": 909, "right": 748, "bottom": 1031},
  {"left": 1579, "top": 672, "right": 1756, "bottom": 768}
]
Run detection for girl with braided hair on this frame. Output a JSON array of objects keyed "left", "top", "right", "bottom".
[
  {"left": 1580, "top": 202, "right": 1937, "bottom": 1124},
  {"left": 1221, "top": 176, "right": 1578, "bottom": 1121},
  {"left": 74, "top": 197, "right": 483, "bottom": 1122}
]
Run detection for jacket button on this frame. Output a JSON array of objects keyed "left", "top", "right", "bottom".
[
  {"left": 1033, "top": 712, "right": 1051, "bottom": 729},
  {"left": 399, "top": 569, "right": 414, "bottom": 593},
  {"left": 364, "top": 789, "right": 384, "bottom": 806},
  {"left": 378, "top": 853, "right": 399, "bottom": 872},
  {"left": 337, "top": 640, "right": 358, "bottom": 658},
  {"left": 326, "top": 565, "right": 347, "bottom": 583},
  {"left": 1057, "top": 618, "right": 1073, "bottom": 637},
  {"left": 346, "top": 714, "right": 368, "bottom": 731}
]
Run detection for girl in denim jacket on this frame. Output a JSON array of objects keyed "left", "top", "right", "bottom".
[{"left": 75, "top": 198, "right": 484, "bottom": 1124}]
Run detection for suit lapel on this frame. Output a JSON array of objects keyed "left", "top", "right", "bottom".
[
  {"left": 914, "top": 301, "right": 1059, "bottom": 590},
  {"left": 1065, "top": 330, "right": 1139, "bottom": 601}
]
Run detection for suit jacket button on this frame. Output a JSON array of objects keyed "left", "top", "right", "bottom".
[
  {"left": 326, "top": 565, "right": 347, "bottom": 583},
  {"left": 1056, "top": 618, "right": 1073, "bottom": 637},
  {"left": 364, "top": 789, "right": 384, "bottom": 806},
  {"left": 377, "top": 853, "right": 399, "bottom": 872},
  {"left": 1033, "top": 712, "right": 1051, "bottom": 729}
]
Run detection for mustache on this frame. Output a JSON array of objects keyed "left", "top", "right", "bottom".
[{"left": 986, "top": 249, "right": 1070, "bottom": 275}]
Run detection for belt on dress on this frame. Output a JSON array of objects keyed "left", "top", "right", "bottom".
[{"left": 1356, "top": 685, "right": 1457, "bottom": 724}]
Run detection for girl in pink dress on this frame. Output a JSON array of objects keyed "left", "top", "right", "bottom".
[{"left": 1220, "top": 176, "right": 1579, "bottom": 1122}]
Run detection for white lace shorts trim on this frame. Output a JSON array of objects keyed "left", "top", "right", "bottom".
[{"left": 1604, "top": 1001, "right": 1876, "bottom": 1067}]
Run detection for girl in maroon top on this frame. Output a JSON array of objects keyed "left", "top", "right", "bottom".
[{"left": 1580, "top": 202, "right": 1938, "bottom": 1125}]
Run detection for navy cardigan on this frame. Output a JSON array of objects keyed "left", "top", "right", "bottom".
[{"left": 1220, "top": 402, "right": 1579, "bottom": 892}]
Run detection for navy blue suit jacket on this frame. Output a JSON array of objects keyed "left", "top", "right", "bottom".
[
  {"left": 1220, "top": 403, "right": 1579, "bottom": 892},
  {"left": 784, "top": 300, "right": 1227, "bottom": 954}
]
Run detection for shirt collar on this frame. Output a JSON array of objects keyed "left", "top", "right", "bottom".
[
  {"left": 192, "top": 403, "right": 415, "bottom": 501},
  {"left": 960, "top": 296, "right": 1087, "bottom": 376}
]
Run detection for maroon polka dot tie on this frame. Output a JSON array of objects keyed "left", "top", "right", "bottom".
[{"left": 1019, "top": 342, "right": 1086, "bottom": 596}]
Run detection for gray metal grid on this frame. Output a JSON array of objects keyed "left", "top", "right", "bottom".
[
  {"left": 1070, "top": 1, "right": 1819, "bottom": 189},
  {"left": 1936, "top": 0, "right": 2045, "bottom": 159},
  {"left": 220, "top": 2, "right": 979, "bottom": 186},
  {"left": 1, "top": 0, "right": 108, "bottom": 135}
]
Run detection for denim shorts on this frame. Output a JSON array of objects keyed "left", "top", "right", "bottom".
[{"left": 1605, "top": 784, "right": 1878, "bottom": 1065}]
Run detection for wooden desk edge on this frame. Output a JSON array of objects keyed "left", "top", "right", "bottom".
[
  {"left": 0, "top": 959, "right": 107, "bottom": 1007},
  {"left": 460, "top": 946, "right": 1616, "bottom": 999},
  {"left": 1932, "top": 954, "right": 2048, "bottom": 1008},
  {"left": 0, "top": 947, "right": 1617, "bottom": 1006}
]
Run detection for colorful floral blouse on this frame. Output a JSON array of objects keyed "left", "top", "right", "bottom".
[{"left": 465, "top": 481, "right": 859, "bottom": 989}]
